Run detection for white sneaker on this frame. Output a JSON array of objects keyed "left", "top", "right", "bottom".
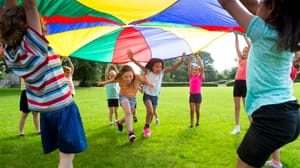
[
  {"left": 265, "top": 160, "right": 283, "bottom": 168},
  {"left": 231, "top": 127, "right": 240, "bottom": 134},
  {"left": 156, "top": 118, "right": 160, "bottom": 125}
]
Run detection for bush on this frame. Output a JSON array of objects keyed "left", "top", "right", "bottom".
[
  {"left": 162, "top": 82, "right": 189, "bottom": 87},
  {"left": 226, "top": 80, "right": 235, "bottom": 87},
  {"left": 161, "top": 82, "right": 218, "bottom": 87}
]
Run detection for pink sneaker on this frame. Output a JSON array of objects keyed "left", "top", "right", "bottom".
[
  {"left": 144, "top": 127, "right": 151, "bottom": 137},
  {"left": 128, "top": 131, "right": 136, "bottom": 142}
]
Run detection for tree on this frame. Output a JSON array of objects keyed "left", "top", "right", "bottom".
[
  {"left": 67, "top": 58, "right": 105, "bottom": 87},
  {"left": 163, "top": 51, "right": 218, "bottom": 82}
]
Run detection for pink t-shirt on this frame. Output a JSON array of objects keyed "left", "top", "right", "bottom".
[
  {"left": 235, "top": 59, "right": 247, "bottom": 80},
  {"left": 189, "top": 75, "right": 203, "bottom": 94}
]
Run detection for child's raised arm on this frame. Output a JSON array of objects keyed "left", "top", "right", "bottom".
[
  {"left": 234, "top": 33, "right": 243, "bottom": 61},
  {"left": 105, "top": 64, "right": 111, "bottom": 80},
  {"left": 188, "top": 55, "right": 193, "bottom": 76},
  {"left": 127, "top": 49, "right": 147, "bottom": 73},
  {"left": 196, "top": 54, "right": 205, "bottom": 77},
  {"left": 22, "top": 0, "right": 41, "bottom": 34},
  {"left": 165, "top": 52, "right": 186, "bottom": 74},
  {"left": 112, "top": 64, "right": 119, "bottom": 74},
  {"left": 218, "top": 0, "right": 256, "bottom": 31}
]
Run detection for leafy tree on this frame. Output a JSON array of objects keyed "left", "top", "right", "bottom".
[{"left": 67, "top": 58, "right": 105, "bottom": 87}]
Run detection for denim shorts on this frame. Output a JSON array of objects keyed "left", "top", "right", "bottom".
[
  {"left": 143, "top": 93, "right": 158, "bottom": 107},
  {"left": 237, "top": 100, "right": 300, "bottom": 167},
  {"left": 40, "top": 102, "right": 88, "bottom": 154},
  {"left": 119, "top": 95, "right": 136, "bottom": 109}
]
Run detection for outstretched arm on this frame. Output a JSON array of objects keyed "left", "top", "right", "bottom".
[
  {"left": 165, "top": 52, "right": 186, "bottom": 74},
  {"left": 218, "top": 0, "right": 256, "bottom": 31},
  {"left": 97, "top": 78, "right": 116, "bottom": 86},
  {"left": 127, "top": 49, "right": 147, "bottom": 73},
  {"left": 23, "top": 0, "right": 41, "bottom": 34}
]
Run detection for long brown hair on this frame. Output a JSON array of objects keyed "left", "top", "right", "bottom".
[
  {"left": 0, "top": 6, "right": 27, "bottom": 50},
  {"left": 115, "top": 65, "right": 136, "bottom": 87}
]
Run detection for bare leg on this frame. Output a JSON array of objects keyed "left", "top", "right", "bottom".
[
  {"left": 121, "top": 101, "right": 133, "bottom": 132},
  {"left": 271, "top": 149, "right": 281, "bottom": 164},
  {"left": 113, "top": 107, "right": 118, "bottom": 121},
  {"left": 19, "top": 112, "right": 28, "bottom": 135},
  {"left": 234, "top": 97, "right": 241, "bottom": 126},
  {"left": 58, "top": 152, "right": 74, "bottom": 168},
  {"left": 195, "top": 103, "right": 200, "bottom": 125},
  {"left": 144, "top": 100, "right": 153, "bottom": 125},
  {"left": 109, "top": 107, "right": 113, "bottom": 123},
  {"left": 189, "top": 103, "right": 195, "bottom": 126},
  {"left": 32, "top": 112, "right": 40, "bottom": 133},
  {"left": 236, "top": 156, "right": 254, "bottom": 168}
]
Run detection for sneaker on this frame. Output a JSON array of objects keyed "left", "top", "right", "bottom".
[
  {"left": 231, "top": 127, "right": 240, "bottom": 134},
  {"left": 110, "top": 122, "right": 114, "bottom": 126},
  {"left": 18, "top": 133, "right": 24, "bottom": 137},
  {"left": 117, "top": 121, "right": 123, "bottom": 133},
  {"left": 265, "top": 160, "right": 283, "bottom": 168},
  {"left": 195, "top": 123, "right": 199, "bottom": 127},
  {"left": 133, "top": 116, "right": 138, "bottom": 123},
  {"left": 189, "top": 125, "right": 194, "bottom": 128},
  {"left": 155, "top": 118, "right": 160, "bottom": 125},
  {"left": 144, "top": 127, "right": 151, "bottom": 137},
  {"left": 128, "top": 132, "right": 136, "bottom": 142}
]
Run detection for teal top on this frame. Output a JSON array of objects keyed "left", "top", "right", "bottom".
[
  {"left": 246, "top": 16, "right": 295, "bottom": 116},
  {"left": 105, "top": 83, "right": 119, "bottom": 99}
]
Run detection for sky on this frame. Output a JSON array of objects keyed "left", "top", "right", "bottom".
[{"left": 203, "top": 32, "right": 248, "bottom": 72}]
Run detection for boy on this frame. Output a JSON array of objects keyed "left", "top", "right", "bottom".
[{"left": 0, "top": 0, "right": 87, "bottom": 167}]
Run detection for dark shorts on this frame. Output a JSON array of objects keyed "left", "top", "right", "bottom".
[
  {"left": 143, "top": 93, "right": 158, "bottom": 107},
  {"left": 189, "top": 93, "right": 202, "bottom": 104},
  {"left": 107, "top": 99, "right": 119, "bottom": 107},
  {"left": 19, "top": 90, "right": 30, "bottom": 113},
  {"left": 233, "top": 80, "right": 246, "bottom": 97},
  {"left": 237, "top": 100, "right": 300, "bottom": 167},
  {"left": 40, "top": 102, "right": 88, "bottom": 154}
]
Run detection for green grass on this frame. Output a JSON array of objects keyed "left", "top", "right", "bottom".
[{"left": 0, "top": 85, "right": 300, "bottom": 168}]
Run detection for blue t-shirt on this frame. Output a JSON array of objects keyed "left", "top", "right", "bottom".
[
  {"left": 105, "top": 83, "right": 119, "bottom": 99},
  {"left": 246, "top": 16, "right": 295, "bottom": 116}
]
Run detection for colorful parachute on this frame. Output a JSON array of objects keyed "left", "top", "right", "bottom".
[{"left": 0, "top": 0, "right": 241, "bottom": 63}]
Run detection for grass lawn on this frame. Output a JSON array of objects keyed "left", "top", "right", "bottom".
[{"left": 0, "top": 85, "right": 300, "bottom": 168}]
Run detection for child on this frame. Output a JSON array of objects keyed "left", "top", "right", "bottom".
[
  {"left": 231, "top": 32, "right": 252, "bottom": 134},
  {"left": 187, "top": 54, "right": 204, "bottom": 128},
  {"left": 98, "top": 64, "right": 154, "bottom": 142},
  {"left": 18, "top": 78, "right": 40, "bottom": 136},
  {"left": 0, "top": 1, "right": 87, "bottom": 167},
  {"left": 265, "top": 51, "right": 300, "bottom": 168},
  {"left": 218, "top": 0, "right": 300, "bottom": 168},
  {"left": 128, "top": 49, "right": 185, "bottom": 137},
  {"left": 61, "top": 57, "right": 75, "bottom": 96},
  {"left": 104, "top": 64, "right": 119, "bottom": 126}
]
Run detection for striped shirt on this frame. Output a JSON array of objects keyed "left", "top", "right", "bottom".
[{"left": 4, "top": 27, "right": 73, "bottom": 112}]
